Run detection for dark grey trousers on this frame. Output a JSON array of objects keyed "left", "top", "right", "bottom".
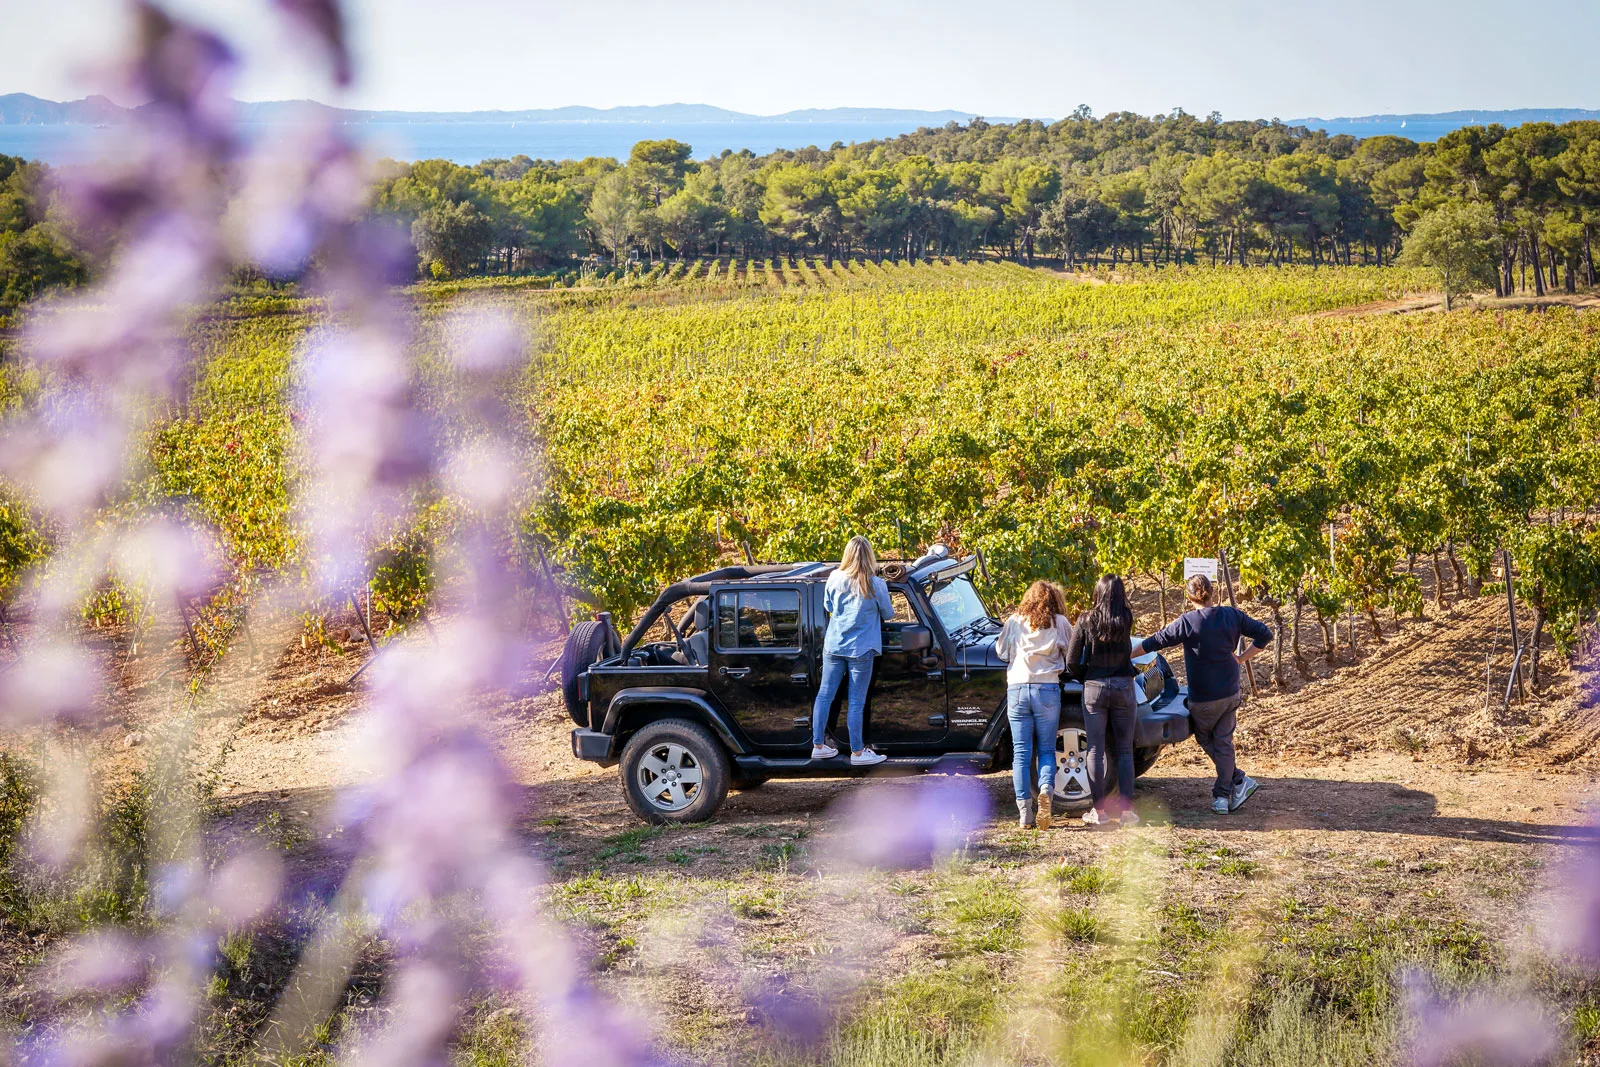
[
  {"left": 1189, "top": 692, "right": 1246, "bottom": 799},
  {"left": 1084, "top": 677, "right": 1138, "bottom": 810}
]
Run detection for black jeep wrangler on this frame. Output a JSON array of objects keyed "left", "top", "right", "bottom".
[{"left": 561, "top": 547, "right": 1193, "bottom": 823}]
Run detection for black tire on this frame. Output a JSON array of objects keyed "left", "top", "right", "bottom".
[
  {"left": 619, "top": 719, "right": 731, "bottom": 824},
  {"left": 1134, "top": 746, "right": 1162, "bottom": 778},
  {"left": 559, "top": 622, "right": 609, "bottom": 724}
]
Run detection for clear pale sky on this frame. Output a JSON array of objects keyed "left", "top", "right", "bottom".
[{"left": 4, "top": 0, "right": 1597, "bottom": 119}]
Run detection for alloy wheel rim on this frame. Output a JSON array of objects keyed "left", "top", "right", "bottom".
[
  {"left": 1054, "top": 728, "right": 1092, "bottom": 803},
  {"left": 636, "top": 742, "right": 703, "bottom": 811}
]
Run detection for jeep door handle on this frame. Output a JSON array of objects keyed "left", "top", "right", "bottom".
[
  {"left": 926, "top": 670, "right": 944, "bottom": 679},
  {"left": 928, "top": 714, "right": 947, "bottom": 727},
  {"left": 790, "top": 672, "right": 809, "bottom": 684},
  {"left": 720, "top": 666, "right": 751, "bottom": 678}
]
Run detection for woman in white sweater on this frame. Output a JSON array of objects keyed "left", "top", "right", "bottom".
[{"left": 995, "top": 581, "right": 1073, "bottom": 829}]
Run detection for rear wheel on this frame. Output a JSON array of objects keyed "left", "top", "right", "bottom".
[
  {"left": 559, "top": 622, "right": 609, "bottom": 723},
  {"left": 619, "top": 719, "right": 730, "bottom": 824},
  {"left": 1134, "top": 746, "right": 1161, "bottom": 777}
]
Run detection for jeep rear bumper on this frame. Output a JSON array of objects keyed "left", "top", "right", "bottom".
[
  {"left": 1134, "top": 697, "right": 1192, "bottom": 747},
  {"left": 571, "top": 729, "right": 616, "bottom": 764}
]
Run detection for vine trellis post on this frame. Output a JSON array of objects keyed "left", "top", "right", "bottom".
[
  {"left": 1217, "top": 546, "right": 1256, "bottom": 697},
  {"left": 1501, "top": 548, "right": 1527, "bottom": 709}
]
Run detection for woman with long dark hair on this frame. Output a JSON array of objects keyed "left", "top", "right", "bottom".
[{"left": 1065, "top": 574, "right": 1140, "bottom": 827}]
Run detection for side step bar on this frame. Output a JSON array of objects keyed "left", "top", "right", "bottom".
[{"left": 732, "top": 752, "right": 994, "bottom": 779}]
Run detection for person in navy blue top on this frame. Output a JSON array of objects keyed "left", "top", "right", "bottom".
[
  {"left": 810, "top": 535, "right": 893, "bottom": 766},
  {"left": 1135, "top": 574, "right": 1272, "bottom": 815}
]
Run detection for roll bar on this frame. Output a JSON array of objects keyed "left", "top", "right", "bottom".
[{"left": 615, "top": 564, "right": 792, "bottom": 660}]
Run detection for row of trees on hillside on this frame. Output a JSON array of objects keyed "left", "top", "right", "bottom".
[
  {"left": 365, "top": 115, "right": 1600, "bottom": 291},
  {"left": 6, "top": 113, "right": 1600, "bottom": 297}
]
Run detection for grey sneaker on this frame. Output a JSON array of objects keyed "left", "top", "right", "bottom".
[
  {"left": 1017, "top": 798, "right": 1036, "bottom": 829},
  {"left": 1210, "top": 796, "right": 1231, "bottom": 815},
  {"left": 1230, "top": 775, "right": 1260, "bottom": 812},
  {"left": 1120, "top": 810, "right": 1141, "bottom": 828}
]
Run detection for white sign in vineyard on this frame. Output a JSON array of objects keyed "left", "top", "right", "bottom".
[{"left": 1184, "top": 557, "right": 1219, "bottom": 581}]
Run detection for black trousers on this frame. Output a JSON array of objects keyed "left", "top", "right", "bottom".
[
  {"left": 1084, "top": 677, "right": 1137, "bottom": 811},
  {"left": 1189, "top": 692, "right": 1246, "bottom": 799}
]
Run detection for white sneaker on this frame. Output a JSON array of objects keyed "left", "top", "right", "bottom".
[
  {"left": 850, "top": 749, "right": 887, "bottom": 766},
  {"left": 1081, "top": 808, "right": 1107, "bottom": 827},
  {"left": 1230, "top": 775, "right": 1259, "bottom": 812},
  {"left": 811, "top": 743, "right": 839, "bottom": 760}
]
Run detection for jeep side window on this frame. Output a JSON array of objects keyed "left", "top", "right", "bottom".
[
  {"left": 888, "top": 591, "right": 918, "bottom": 622},
  {"left": 714, "top": 589, "right": 802, "bottom": 650}
]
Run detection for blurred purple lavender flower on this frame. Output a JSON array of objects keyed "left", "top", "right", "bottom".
[
  {"left": 829, "top": 775, "right": 990, "bottom": 869},
  {"left": 6, "top": 4, "right": 670, "bottom": 1066},
  {"left": 271, "top": 0, "right": 354, "bottom": 87},
  {"left": 745, "top": 976, "right": 831, "bottom": 1050},
  {"left": 233, "top": 117, "right": 368, "bottom": 277},
  {"left": 1403, "top": 971, "right": 1562, "bottom": 1067},
  {"left": 46, "top": 930, "right": 149, "bottom": 996},
  {"left": 1543, "top": 815, "right": 1600, "bottom": 968},
  {"left": 0, "top": 642, "right": 100, "bottom": 728}
]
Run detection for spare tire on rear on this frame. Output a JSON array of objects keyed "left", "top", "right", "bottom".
[{"left": 559, "top": 621, "right": 610, "bottom": 725}]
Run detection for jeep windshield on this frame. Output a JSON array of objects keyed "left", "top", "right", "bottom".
[{"left": 925, "top": 574, "right": 993, "bottom": 639}]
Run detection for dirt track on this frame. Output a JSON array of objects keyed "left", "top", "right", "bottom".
[{"left": 177, "top": 578, "right": 1600, "bottom": 868}]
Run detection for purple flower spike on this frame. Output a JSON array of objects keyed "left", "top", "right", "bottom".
[
  {"left": 746, "top": 976, "right": 832, "bottom": 1050},
  {"left": 0, "top": 642, "right": 101, "bottom": 728},
  {"left": 1404, "top": 971, "right": 1563, "bottom": 1067},
  {"left": 1545, "top": 815, "right": 1600, "bottom": 967},
  {"left": 114, "top": 517, "right": 222, "bottom": 604},
  {"left": 128, "top": 1, "right": 238, "bottom": 140},
  {"left": 830, "top": 776, "right": 990, "bottom": 869},
  {"left": 207, "top": 848, "right": 285, "bottom": 928},
  {"left": 46, "top": 930, "right": 149, "bottom": 995},
  {"left": 272, "top": 0, "right": 353, "bottom": 87}
]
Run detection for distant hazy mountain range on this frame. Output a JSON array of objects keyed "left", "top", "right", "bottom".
[
  {"left": 1286, "top": 108, "right": 1600, "bottom": 128},
  {"left": 7, "top": 93, "right": 1597, "bottom": 139},
  {"left": 0, "top": 94, "right": 1002, "bottom": 126}
]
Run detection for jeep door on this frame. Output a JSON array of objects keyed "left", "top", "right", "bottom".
[
  {"left": 862, "top": 586, "right": 949, "bottom": 749},
  {"left": 708, "top": 585, "right": 814, "bottom": 748}
]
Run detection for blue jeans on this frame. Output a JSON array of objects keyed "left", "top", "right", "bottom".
[
  {"left": 812, "top": 653, "right": 875, "bottom": 751},
  {"left": 1006, "top": 683, "right": 1062, "bottom": 802}
]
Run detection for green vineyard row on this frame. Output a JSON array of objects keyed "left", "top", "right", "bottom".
[{"left": 2, "top": 264, "right": 1596, "bottom": 670}]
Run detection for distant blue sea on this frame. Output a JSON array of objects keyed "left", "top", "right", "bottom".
[
  {"left": 1, "top": 115, "right": 1557, "bottom": 167},
  {"left": 1299, "top": 119, "right": 1484, "bottom": 141},
  {"left": 0, "top": 120, "right": 963, "bottom": 166}
]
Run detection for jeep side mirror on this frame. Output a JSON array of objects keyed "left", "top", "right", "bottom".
[{"left": 898, "top": 625, "right": 933, "bottom": 653}]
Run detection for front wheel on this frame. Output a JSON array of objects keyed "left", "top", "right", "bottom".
[
  {"left": 1053, "top": 728, "right": 1093, "bottom": 810},
  {"left": 619, "top": 719, "right": 731, "bottom": 824},
  {"left": 1134, "top": 746, "right": 1161, "bottom": 777},
  {"left": 1052, "top": 732, "right": 1164, "bottom": 810}
]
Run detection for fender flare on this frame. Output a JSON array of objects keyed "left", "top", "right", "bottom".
[
  {"left": 978, "top": 706, "right": 1011, "bottom": 753},
  {"left": 602, "top": 687, "right": 749, "bottom": 755}
]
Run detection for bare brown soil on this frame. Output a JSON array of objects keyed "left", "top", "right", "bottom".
[{"left": 1314, "top": 288, "right": 1600, "bottom": 318}]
